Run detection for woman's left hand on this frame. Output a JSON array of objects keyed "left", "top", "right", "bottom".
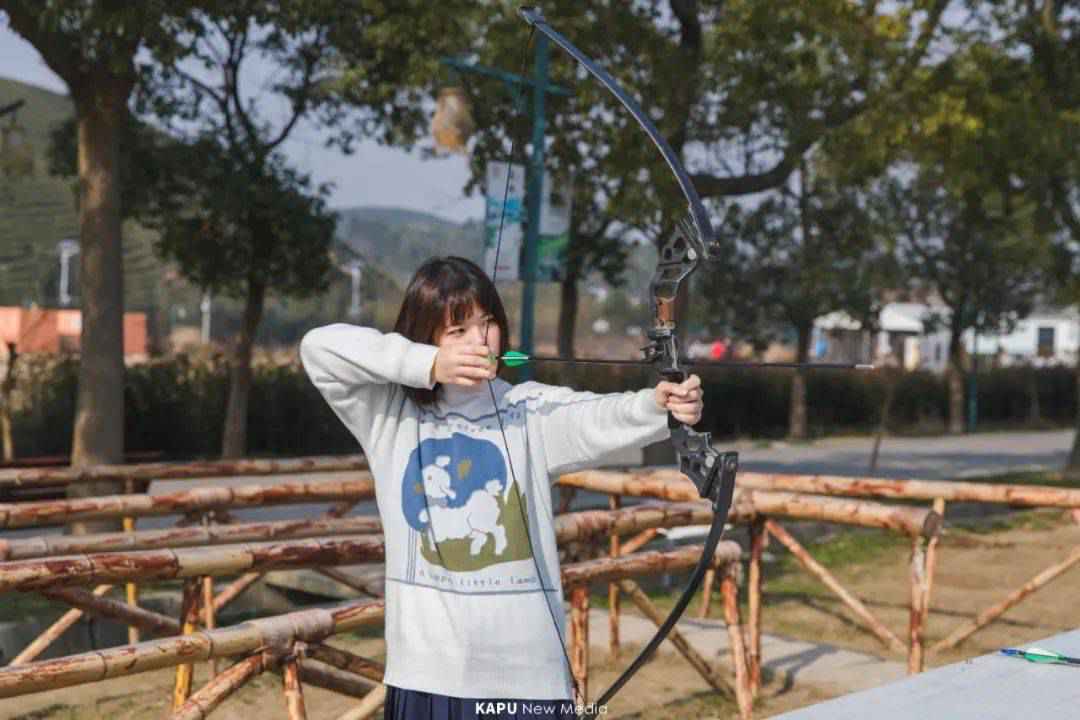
[{"left": 655, "top": 374, "right": 704, "bottom": 425}]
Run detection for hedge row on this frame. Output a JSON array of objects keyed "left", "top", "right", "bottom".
[{"left": 6, "top": 353, "right": 1076, "bottom": 459}]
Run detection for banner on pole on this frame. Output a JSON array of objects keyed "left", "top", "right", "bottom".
[
  {"left": 537, "top": 172, "right": 573, "bottom": 282},
  {"left": 483, "top": 162, "right": 525, "bottom": 281}
]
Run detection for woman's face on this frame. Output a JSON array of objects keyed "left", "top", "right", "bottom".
[{"left": 434, "top": 303, "right": 501, "bottom": 357}]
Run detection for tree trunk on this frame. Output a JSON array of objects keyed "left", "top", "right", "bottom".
[
  {"left": 68, "top": 83, "right": 130, "bottom": 533},
  {"left": 1, "top": 342, "right": 16, "bottom": 462},
  {"left": 1067, "top": 354, "right": 1080, "bottom": 478},
  {"left": 947, "top": 326, "right": 966, "bottom": 435},
  {"left": 221, "top": 279, "right": 266, "bottom": 459},
  {"left": 1028, "top": 372, "right": 1041, "bottom": 424},
  {"left": 787, "top": 323, "right": 811, "bottom": 440},
  {"left": 868, "top": 368, "right": 898, "bottom": 472},
  {"left": 557, "top": 265, "right": 579, "bottom": 358}
]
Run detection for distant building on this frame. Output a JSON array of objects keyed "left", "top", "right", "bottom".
[
  {"left": 813, "top": 303, "right": 1080, "bottom": 372},
  {"left": 0, "top": 306, "right": 147, "bottom": 360}
]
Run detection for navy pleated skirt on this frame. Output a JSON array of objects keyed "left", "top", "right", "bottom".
[{"left": 384, "top": 685, "right": 578, "bottom": 719}]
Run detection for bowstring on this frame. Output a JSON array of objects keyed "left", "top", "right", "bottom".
[{"left": 483, "top": 23, "right": 585, "bottom": 715}]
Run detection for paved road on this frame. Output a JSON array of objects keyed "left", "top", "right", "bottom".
[{"left": 729, "top": 429, "right": 1074, "bottom": 480}]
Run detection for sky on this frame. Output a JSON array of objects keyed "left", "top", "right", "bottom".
[{"left": 0, "top": 22, "right": 485, "bottom": 224}]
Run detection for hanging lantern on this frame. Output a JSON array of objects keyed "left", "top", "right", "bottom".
[{"left": 431, "top": 86, "right": 475, "bottom": 154}]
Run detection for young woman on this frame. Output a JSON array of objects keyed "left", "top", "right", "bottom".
[{"left": 300, "top": 256, "right": 703, "bottom": 719}]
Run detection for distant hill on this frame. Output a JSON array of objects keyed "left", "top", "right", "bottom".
[
  {"left": 0, "top": 76, "right": 164, "bottom": 314},
  {"left": 334, "top": 206, "right": 485, "bottom": 286}
]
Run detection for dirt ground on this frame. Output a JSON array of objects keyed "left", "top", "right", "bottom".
[{"left": 8, "top": 508, "right": 1080, "bottom": 720}]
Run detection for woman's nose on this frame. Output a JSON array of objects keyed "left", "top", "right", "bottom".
[{"left": 467, "top": 325, "right": 487, "bottom": 343}]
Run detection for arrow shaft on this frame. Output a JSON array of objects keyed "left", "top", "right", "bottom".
[{"left": 502, "top": 355, "right": 872, "bottom": 371}]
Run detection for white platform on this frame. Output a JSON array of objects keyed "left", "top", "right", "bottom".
[{"left": 776, "top": 629, "right": 1080, "bottom": 719}]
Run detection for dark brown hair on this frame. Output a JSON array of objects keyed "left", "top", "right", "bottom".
[{"left": 394, "top": 256, "right": 510, "bottom": 407}]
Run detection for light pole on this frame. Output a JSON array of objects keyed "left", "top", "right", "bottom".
[
  {"left": 347, "top": 261, "right": 364, "bottom": 319},
  {"left": 57, "top": 239, "right": 79, "bottom": 307},
  {"left": 200, "top": 291, "right": 212, "bottom": 344}
]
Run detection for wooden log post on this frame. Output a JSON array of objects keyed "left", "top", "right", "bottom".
[
  {"left": 297, "top": 659, "right": 375, "bottom": 699},
  {"left": 698, "top": 568, "right": 716, "bottom": 619},
  {"left": 620, "top": 527, "right": 659, "bottom": 555},
  {"left": 921, "top": 498, "right": 945, "bottom": 632},
  {"left": 618, "top": 578, "right": 736, "bottom": 700},
  {"left": 123, "top": 478, "right": 140, "bottom": 645},
  {"left": 213, "top": 572, "right": 262, "bottom": 613},
  {"left": 173, "top": 578, "right": 203, "bottom": 709},
  {"left": 747, "top": 517, "right": 767, "bottom": 696},
  {"left": 908, "top": 535, "right": 927, "bottom": 674},
  {"left": 306, "top": 644, "right": 385, "bottom": 683},
  {"left": 9, "top": 584, "right": 113, "bottom": 665},
  {"left": 764, "top": 519, "right": 906, "bottom": 654},
  {"left": 931, "top": 543, "right": 1080, "bottom": 653},
  {"left": 170, "top": 652, "right": 270, "bottom": 720},
  {"left": 41, "top": 586, "right": 180, "bottom": 636},
  {"left": 282, "top": 656, "right": 308, "bottom": 720},
  {"left": 608, "top": 495, "right": 621, "bottom": 660},
  {"left": 199, "top": 514, "right": 218, "bottom": 676},
  {"left": 720, "top": 565, "right": 753, "bottom": 720},
  {"left": 570, "top": 585, "right": 589, "bottom": 704}
]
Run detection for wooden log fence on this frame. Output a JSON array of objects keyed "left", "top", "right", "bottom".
[
  {"left": 0, "top": 544, "right": 749, "bottom": 715},
  {"left": 557, "top": 469, "right": 944, "bottom": 690},
  {"left": 562, "top": 467, "right": 1080, "bottom": 664},
  {"left": 731, "top": 472, "right": 1080, "bottom": 654},
  {"left": 0, "top": 599, "right": 388, "bottom": 698},
  {"left": 7, "top": 455, "right": 1072, "bottom": 716}
]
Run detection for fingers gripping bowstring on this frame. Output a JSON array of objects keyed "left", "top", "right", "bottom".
[{"left": 484, "top": 24, "right": 585, "bottom": 714}]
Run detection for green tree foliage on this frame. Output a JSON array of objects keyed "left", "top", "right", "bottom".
[
  {"left": 128, "top": 0, "right": 475, "bottom": 457},
  {"left": 877, "top": 39, "right": 1052, "bottom": 434}
]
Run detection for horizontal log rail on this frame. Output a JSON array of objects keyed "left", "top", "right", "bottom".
[
  {"left": 557, "top": 470, "right": 941, "bottom": 538},
  {"left": 0, "top": 516, "right": 382, "bottom": 560},
  {"left": 0, "top": 478, "right": 374, "bottom": 529},
  {"left": 0, "top": 598, "right": 387, "bottom": 698},
  {"left": 736, "top": 471, "right": 1080, "bottom": 508},
  {"left": 0, "top": 455, "right": 369, "bottom": 489},
  {"left": 0, "top": 537, "right": 386, "bottom": 592},
  {"left": 560, "top": 541, "right": 742, "bottom": 588}
]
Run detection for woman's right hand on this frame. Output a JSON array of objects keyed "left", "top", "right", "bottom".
[{"left": 431, "top": 344, "right": 497, "bottom": 386}]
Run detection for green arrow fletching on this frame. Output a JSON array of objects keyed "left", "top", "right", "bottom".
[{"left": 497, "top": 350, "right": 531, "bottom": 368}]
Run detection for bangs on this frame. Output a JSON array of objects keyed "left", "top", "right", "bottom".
[{"left": 394, "top": 256, "right": 511, "bottom": 408}]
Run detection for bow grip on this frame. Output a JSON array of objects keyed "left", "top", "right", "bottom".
[{"left": 660, "top": 367, "right": 687, "bottom": 431}]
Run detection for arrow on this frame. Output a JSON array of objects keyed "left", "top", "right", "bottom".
[
  {"left": 1000, "top": 647, "right": 1080, "bottom": 666},
  {"left": 491, "top": 350, "right": 873, "bottom": 371}
]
